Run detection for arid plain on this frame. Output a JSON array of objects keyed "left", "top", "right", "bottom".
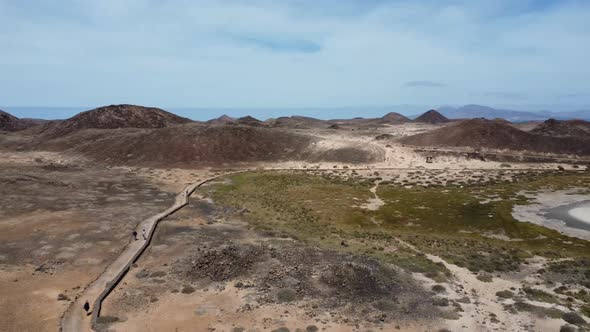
[{"left": 1, "top": 106, "right": 590, "bottom": 332}]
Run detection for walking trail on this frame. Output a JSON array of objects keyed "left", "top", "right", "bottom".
[
  {"left": 60, "top": 177, "right": 215, "bottom": 332},
  {"left": 60, "top": 167, "right": 577, "bottom": 331}
]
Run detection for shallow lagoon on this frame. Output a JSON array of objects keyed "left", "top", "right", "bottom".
[{"left": 545, "top": 200, "right": 590, "bottom": 232}]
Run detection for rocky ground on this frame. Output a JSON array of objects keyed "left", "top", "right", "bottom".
[
  {"left": 1, "top": 117, "right": 590, "bottom": 332},
  {"left": 98, "top": 194, "right": 444, "bottom": 332},
  {"left": 0, "top": 151, "right": 179, "bottom": 331},
  {"left": 96, "top": 169, "right": 590, "bottom": 332}
]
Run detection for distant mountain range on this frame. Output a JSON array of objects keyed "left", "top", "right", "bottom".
[
  {"left": 4, "top": 104, "right": 589, "bottom": 123},
  {"left": 436, "top": 104, "right": 590, "bottom": 122}
]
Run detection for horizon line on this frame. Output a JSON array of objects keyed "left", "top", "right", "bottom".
[{"left": 3, "top": 104, "right": 590, "bottom": 111}]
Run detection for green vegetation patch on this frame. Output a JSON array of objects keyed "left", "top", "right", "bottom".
[
  {"left": 523, "top": 287, "right": 559, "bottom": 304},
  {"left": 545, "top": 258, "right": 590, "bottom": 290},
  {"left": 376, "top": 171, "right": 590, "bottom": 272},
  {"left": 505, "top": 301, "right": 563, "bottom": 319},
  {"left": 204, "top": 170, "right": 590, "bottom": 279},
  {"left": 496, "top": 290, "right": 514, "bottom": 299},
  {"left": 205, "top": 171, "right": 449, "bottom": 280}
]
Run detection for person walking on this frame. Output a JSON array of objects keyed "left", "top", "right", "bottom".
[
  {"left": 83, "top": 300, "right": 90, "bottom": 315},
  {"left": 132, "top": 230, "right": 138, "bottom": 241},
  {"left": 142, "top": 228, "right": 147, "bottom": 240}
]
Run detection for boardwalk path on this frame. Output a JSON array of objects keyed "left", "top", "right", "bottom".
[
  {"left": 60, "top": 177, "right": 217, "bottom": 332},
  {"left": 60, "top": 164, "right": 581, "bottom": 331}
]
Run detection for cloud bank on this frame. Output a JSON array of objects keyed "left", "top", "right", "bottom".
[{"left": 0, "top": 0, "right": 589, "bottom": 110}]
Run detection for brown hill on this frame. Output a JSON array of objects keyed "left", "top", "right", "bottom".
[
  {"left": 492, "top": 118, "right": 512, "bottom": 125},
  {"left": 400, "top": 118, "right": 590, "bottom": 156},
  {"left": 0, "top": 110, "right": 22, "bottom": 131},
  {"left": 235, "top": 116, "right": 265, "bottom": 127},
  {"left": 0, "top": 110, "right": 42, "bottom": 131},
  {"left": 41, "top": 104, "right": 192, "bottom": 137},
  {"left": 531, "top": 118, "right": 590, "bottom": 138},
  {"left": 381, "top": 112, "right": 410, "bottom": 123},
  {"left": 414, "top": 110, "right": 449, "bottom": 124},
  {"left": 207, "top": 115, "right": 235, "bottom": 125},
  {"left": 267, "top": 116, "right": 326, "bottom": 128},
  {"left": 328, "top": 112, "right": 410, "bottom": 128},
  {"left": 32, "top": 124, "right": 313, "bottom": 166}
]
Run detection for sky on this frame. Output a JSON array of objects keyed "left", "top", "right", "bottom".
[{"left": 1, "top": 0, "right": 590, "bottom": 119}]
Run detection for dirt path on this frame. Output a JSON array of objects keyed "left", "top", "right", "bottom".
[
  {"left": 60, "top": 179, "right": 209, "bottom": 332},
  {"left": 361, "top": 179, "right": 385, "bottom": 211}
]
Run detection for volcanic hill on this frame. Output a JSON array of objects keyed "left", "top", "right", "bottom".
[
  {"left": 36, "top": 124, "right": 313, "bottom": 166},
  {"left": 531, "top": 118, "right": 590, "bottom": 138},
  {"left": 381, "top": 112, "right": 410, "bottom": 123},
  {"left": 0, "top": 110, "right": 40, "bottom": 132},
  {"left": 400, "top": 118, "right": 590, "bottom": 156},
  {"left": 41, "top": 104, "right": 192, "bottom": 137},
  {"left": 235, "top": 116, "right": 264, "bottom": 127},
  {"left": 207, "top": 115, "right": 235, "bottom": 125},
  {"left": 267, "top": 116, "right": 326, "bottom": 128},
  {"left": 414, "top": 110, "right": 449, "bottom": 124}
]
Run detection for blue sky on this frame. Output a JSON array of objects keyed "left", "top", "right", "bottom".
[{"left": 1, "top": 0, "right": 589, "bottom": 118}]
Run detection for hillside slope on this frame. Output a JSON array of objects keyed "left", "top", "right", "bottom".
[
  {"left": 414, "top": 110, "right": 449, "bottom": 124},
  {"left": 380, "top": 112, "right": 410, "bottom": 123},
  {"left": 0, "top": 110, "right": 42, "bottom": 131},
  {"left": 531, "top": 119, "right": 590, "bottom": 138},
  {"left": 267, "top": 116, "right": 327, "bottom": 128},
  {"left": 41, "top": 104, "right": 192, "bottom": 137},
  {"left": 400, "top": 119, "right": 590, "bottom": 155},
  {"left": 33, "top": 124, "right": 312, "bottom": 165}
]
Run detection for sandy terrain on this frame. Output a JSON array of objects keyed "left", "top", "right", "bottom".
[
  {"left": 89, "top": 179, "right": 590, "bottom": 332},
  {"left": 390, "top": 238, "right": 570, "bottom": 332},
  {"left": 360, "top": 180, "right": 385, "bottom": 211},
  {"left": 264, "top": 124, "right": 587, "bottom": 172},
  {"left": 97, "top": 197, "right": 443, "bottom": 332},
  {"left": 1, "top": 120, "right": 589, "bottom": 332},
  {"left": 0, "top": 151, "right": 178, "bottom": 331}
]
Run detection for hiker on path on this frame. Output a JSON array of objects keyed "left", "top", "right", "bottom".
[
  {"left": 132, "top": 230, "right": 138, "bottom": 241},
  {"left": 142, "top": 228, "right": 147, "bottom": 240},
  {"left": 83, "top": 300, "right": 90, "bottom": 315}
]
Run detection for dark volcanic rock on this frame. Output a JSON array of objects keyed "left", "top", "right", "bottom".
[
  {"left": 235, "top": 116, "right": 264, "bottom": 127},
  {"left": 40, "top": 104, "right": 192, "bottom": 137},
  {"left": 0, "top": 110, "right": 38, "bottom": 131},
  {"left": 267, "top": 116, "right": 326, "bottom": 128},
  {"left": 400, "top": 118, "right": 590, "bottom": 156},
  {"left": 380, "top": 112, "right": 410, "bottom": 124},
  {"left": 173, "top": 241, "right": 439, "bottom": 323},
  {"left": 531, "top": 118, "right": 590, "bottom": 138},
  {"left": 62, "top": 124, "right": 314, "bottom": 165},
  {"left": 207, "top": 114, "right": 235, "bottom": 125},
  {"left": 181, "top": 244, "right": 265, "bottom": 282},
  {"left": 414, "top": 110, "right": 449, "bottom": 124}
]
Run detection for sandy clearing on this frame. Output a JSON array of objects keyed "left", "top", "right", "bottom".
[
  {"left": 60, "top": 182, "right": 201, "bottom": 332},
  {"left": 428, "top": 253, "right": 566, "bottom": 332},
  {"left": 108, "top": 282, "right": 437, "bottom": 332},
  {"left": 360, "top": 180, "right": 385, "bottom": 211},
  {"left": 393, "top": 237, "right": 568, "bottom": 331}
]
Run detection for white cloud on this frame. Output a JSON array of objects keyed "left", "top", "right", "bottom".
[{"left": 0, "top": 0, "right": 589, "bottom": 109}]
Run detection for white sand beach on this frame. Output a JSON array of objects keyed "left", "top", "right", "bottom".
[{"left": 569, "top": 206, "right": 590, "bottom": 224}]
